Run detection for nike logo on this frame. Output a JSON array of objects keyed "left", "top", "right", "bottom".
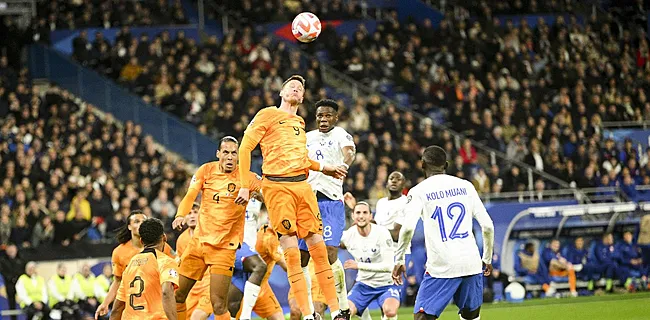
[
  {"left": 279, "top": 121, "right": 286, "bottom": 124},
  {"left": 327, "top": 276, "right": 333, "bottom": 280},
  {"left": 291, "top": 280, "right": 299, "bottom": 284},
  {"left": 205, "top": 182, "right": 212, "bottom": 184}
]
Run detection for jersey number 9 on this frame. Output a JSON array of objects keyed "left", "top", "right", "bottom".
[{"left": 129, "top": 276, "right": 145, "bottom": 311}]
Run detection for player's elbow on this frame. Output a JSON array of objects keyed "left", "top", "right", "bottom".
[{"left": 162, "top": 282, "right": 175, "bottom": 300}]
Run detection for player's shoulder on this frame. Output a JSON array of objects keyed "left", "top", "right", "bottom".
[
  {"left": 372, "top": 224, "right": 392, "bottom": 238},
  {"left": 256, "top": 106, "right": 279, "bottom": 118},
  {"left": 112, "top": 242, "right": 130, "bottom": 256},
  {"left": 332, "top": 126, "right": 351, "bottom": 137}
]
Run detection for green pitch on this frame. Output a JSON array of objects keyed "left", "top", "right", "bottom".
[{"left": 367, "top": 292, "right": 650, "bottom": 320}]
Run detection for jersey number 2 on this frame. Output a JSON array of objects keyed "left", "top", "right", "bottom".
[
  {"left": 129, "top": 276, "right": 145, "bottom": 310},
  {"left": 431, "top": 202, "right": 469, "bottom": 242}
]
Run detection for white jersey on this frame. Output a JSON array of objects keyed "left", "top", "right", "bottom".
[
  {"left": 374, "top": 195, "right": 407, "bottom": 231},
  {"left": 306, "top": 127, "right": 355, "bottom": 200},
  {"left": 341, "top": 224, "right": 395, "bottom": 288},
  {"left": 399, "top": 174, "right": 494, "bottom": 278},
  {"left": 243, "top": 198, "right": 263, "bottom": 247}
]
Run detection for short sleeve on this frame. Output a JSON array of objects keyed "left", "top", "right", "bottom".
[
  {"left": 337, "top": 128, "right": 355, "bottom": 149},
  {"left": 162, "top": 242, "right": 176, "bottom": 258},
  {"left": 189, "top": 164, "right": 207, "bottom": 191},
  {"left": 248, "top": 172, "right": 263, "bottom": 193},
  {"left": 402, "top": 191, "right": 424, "bottom": 230},
  {"left": 111, "top": 248, "right": 124, "bottom": 278},
  {"left": 158, "top": 257, "right": 180, "bottom": 289},
  {"left": 243, "top": 108, "right": 270, "bottom": 145},
  {"left": 116, "top": 279, "right": 126, "bottom": 302}
]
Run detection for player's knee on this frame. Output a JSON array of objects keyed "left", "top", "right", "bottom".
[
  {"left": 383, "top": 309, "right": 398, "bottom": 318},
  {"left": 252, "top": 260, "right": 268, "bottom": 276},
  {"left": 460, "top": 307, "right": 480, "bottom": 320},
  {"left": 304, "top": 232, "right": 324, "bottom": 246},
  {"left": 210, "top": 294, "right": 228, "bottom": 315},
  {"left": 175, "top": 287, "right": 189, "bottom": 303},
  {"left": 326, "top": 246, "right": 338, "bottom": 265},
  {"left": 289, "top": 305, "right": 302, "bottom": 320},
  {"left": 190, "top": 311, "right": 209, "bottom": 320},
  {"left": 314, "top": 302, "right": 326, "bottom": 315}
]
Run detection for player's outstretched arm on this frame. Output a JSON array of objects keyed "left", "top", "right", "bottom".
[
  {"left": 162, "top": 281, "right": 178, "bottom": 320},
  {"left": 172, "top": 188, "right": 200, "bottom": 230},
  {"left": 342, "top": 145, "right": 356, "bottom": 168},
  {"left": 393, "top": 193, "right": 423, "bottom": 285},
  {"left": 108, "top": 299, "right": 125, "bottom": 320}
]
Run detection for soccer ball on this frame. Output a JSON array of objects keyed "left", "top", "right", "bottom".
[{"left": 292, "top": 12, "right": 321, "bottom": 43}]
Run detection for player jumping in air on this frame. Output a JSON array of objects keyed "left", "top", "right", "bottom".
[
  {"left": 341, "top": 202, "right": 401, "bottom": 320},
  {"left": 301, "top": 98, "right": 356, "bottom": 318},
  {"left": 110, "top": 218, "right": 179, "bottom": 320},
  {"left": 176, "top": 203, "right": 212, "bottom": 320},
  {"left": 95, "top": 210, "right": 174, "bottom": 319},
  {"left": 393, "top": 146, "right": 494, "bottom": 320},
  {"left": 172, "top": 136, "right": 263, "bottom": 320},
  {"left": 236, "top": 75, "right": 347, "bottom": 320}
]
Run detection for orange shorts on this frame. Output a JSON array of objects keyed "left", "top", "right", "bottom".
[
  {"left": 262, "top": 178, "right": 322, "bottom": 238},
  {"left": 179, "top": 236, "right": 237, "bottom": 279},
  {"left": 186, "top": 273, "right": 212, "bottom": 316}
]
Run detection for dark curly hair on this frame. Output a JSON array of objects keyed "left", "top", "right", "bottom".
[
  {"left": 115, "top": 210, "right": 146, "bottom": 244},
  {"left": 139, "top": 218, "right": 165, "bottom": 247},
  {"left": 315, "top": 99, "right": 339, "bottom": 111}
]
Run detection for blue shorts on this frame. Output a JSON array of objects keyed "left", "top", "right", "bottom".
[
  {"left": 231, "top": 269, "right": 247, "bottom": 292},
  {"left": 414, "top": 273, "right": 483, "bottom": 317},
  {"left": 299, "top": 198, "right": 345, "bottom": 250},
  {"left": 348, "top": 282, "right": 400, "bottom": 315},
  {"left": 235, "top": 242, "right": 257, "bottom": 272}
]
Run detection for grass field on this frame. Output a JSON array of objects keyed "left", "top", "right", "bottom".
[{"left": 367, "top": 292, "right": 650, "bottom": 320}]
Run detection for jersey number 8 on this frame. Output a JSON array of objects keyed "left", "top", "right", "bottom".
[
  {"left": 431, "top": 202, "right": 469, "bottom": 242},
  {"left": 129, "top": 276, "right": 145, "bottom": 311}
]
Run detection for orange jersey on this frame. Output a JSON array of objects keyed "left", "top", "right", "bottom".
[
  {"left": 112, "top": 240, "right": 174, "bottom": 278},
  {"left": 241, "top": 107, "right": 312, "bottom": 181},
  {"left": 176, "top": 229, "right": 210, "bottom": 291},
  {"left": 117, "top": 248, "right": 179, "bottom": 319},
  {"left": 190, "top": 162, "right": 262, "bottom": 249}
]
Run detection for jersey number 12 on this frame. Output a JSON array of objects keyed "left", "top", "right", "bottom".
[{"left": 431, "top": 202, "right": 469, "bottom": 242}]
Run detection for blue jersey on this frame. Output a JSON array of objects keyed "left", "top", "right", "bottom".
[
  {"left": 616, "top": 241, "right": 641, "bottom": 267},
  {"left": 594, "top": 242, "right": 617, "bottom": 265},
  {"left": 514, "top": 250, "right": 537, "bottom": 276},
  {"left": 541, "top": 248, "right": 562, "bottom": 269},
  {"left": 564, "top": 246, "right": 588, "bottom": 265}
]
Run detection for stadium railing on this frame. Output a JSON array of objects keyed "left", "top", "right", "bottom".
[
  {"left": 28, "top": 44, "right": 220, "bottom": 165},
  {"left": 209, "top": 5, "right": 573, "bottom": 191},
  {"left": 480, "top": 186, "right": 626, "bottom": 204}
]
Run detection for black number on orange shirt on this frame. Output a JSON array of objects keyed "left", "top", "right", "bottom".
[
  {"left": 293, "top": 127, "right": 300, "bottom": 135},
  {"left": 213, "top": 192, "right": 220, "bottom": 203},
  {"left": 129, "top": 276, "right": 145, "bottom": 310}
]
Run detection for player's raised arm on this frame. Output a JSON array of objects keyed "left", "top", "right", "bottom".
[
  {"left": 470, "top": 184, "right": 495, "bottom": 276},
  {"left": 172, "top": 166, "right": 205, "bottom": 230}
]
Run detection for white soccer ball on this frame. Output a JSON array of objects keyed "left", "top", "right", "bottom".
[{"left": 292, "top": 12, "right": 322, "bottom": 43}]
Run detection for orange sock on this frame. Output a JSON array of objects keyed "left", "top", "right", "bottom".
[
  {"left": 568, "top": 269, "right": 577, "bottom": 292},
  {"left": 308, "top": 242, "right": 340, "bottom": 311},
  {"left": 542, "top": 283, "right": 550, "bottom": 292},
  {"left": 176, "top": 302, "right": 187, "bottom": 320},
  {"left": 285, "top": 247, "right": 312, "bottom": 316}
]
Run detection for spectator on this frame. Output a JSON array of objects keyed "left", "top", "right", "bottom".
[
  {"left": 67, "top": 189, "right": 92, "bottom": 221},
  {"left": 459, "top": 138, "right": 478, "bottom": 165},
  {"left": 94, "top": 264, "right": 113, "bottom": 303},
  {"left": 53, "top": 210, "right": 74, "bottom": 247},
  {"left": 10, "top": 216, "right": 31, "bottom": 249},
  {"left": 472, "top": 167, "right": 491, "bottom": 194},
  {"left": 70, "top": 264, "right": 99, "bottom": 317},
  {"left": 0, "top": 244, "right": 25, "bottom": 316},
  {"left": 120, "top": 57, "right": 143, "bottom": 83},
  {"left": 150, "top": 189, "right": 176, "bottom": 220},
  {"left": 15, "top": 261, "right": 50, "bottom": 319},
  {"left": 31, "top": 215, "right": 55, "bottom": 247}
]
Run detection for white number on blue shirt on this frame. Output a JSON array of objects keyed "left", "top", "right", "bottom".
[{"left": 431, "top": 202, "right": 469, "bottom": 242}]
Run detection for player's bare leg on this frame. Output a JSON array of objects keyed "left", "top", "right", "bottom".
[
  {"left": 303, "top": 232, "right": 341, "bottom": 318},
  {"left": 176, "top": 275, "right": 198, "bottom": 320},
  {"left": 190, "top": 309, "right": 210, "bottom": 320},
  {"left": 380, "top": 298, "right": 399, "bottom": 320},
  {"left": 348, "top": 301, "right": 359, "bottom": 318},
  {"left": 210, "top": 274, "right": 233, "bottom": 320},
  {"left": 239, "top": 255, "right": 267, "bottom": 319},
  {"left": 414, "top": 312, "right": 437, "bottom": 320}
]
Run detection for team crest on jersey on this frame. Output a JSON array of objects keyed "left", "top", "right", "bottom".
[
  {"left": 169, "top": 269, "right": 178, "bottom": 278},
  {"left": 406, "top": 195, "right": 412, "bottom": 204},
  {"left": 227, "top": 183, "right": 236, "bottom": 193},
  {"left": 386, "top": 239, "right": 393, "bottom": 247},
  {"left": 281, "top": 219, "right": 292, "bottom": 230},
  {"left": 191, "top": 175, "right": 197, "bottom": 184},
  {"left": 346, "top": 134, "right": 353, "bottom": 141}
]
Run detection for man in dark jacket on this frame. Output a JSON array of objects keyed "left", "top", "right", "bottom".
[{"left": 0, "top": 244, "right": 26, "bottom": 320}]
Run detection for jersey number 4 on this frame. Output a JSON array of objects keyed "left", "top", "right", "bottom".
[
  {"left": 129, "top": 276, "right": 145, "bottom": 310},
  {"left": 431, "top": 202, "right": 469, "bottom": 242}
]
